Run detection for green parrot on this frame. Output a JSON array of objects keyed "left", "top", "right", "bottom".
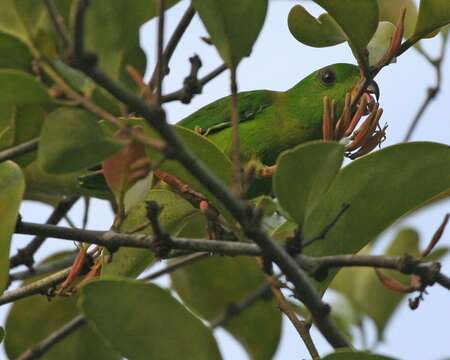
[
  {"left": 76, "top": 63, "right": 379, "bottom": 199},
  {"left": 178, "top": 63, "right": 379, "bottom": 167}
]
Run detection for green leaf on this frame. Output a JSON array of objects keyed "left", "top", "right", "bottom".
[
  {"left": 0, "top": 31, "right": 32, "bottom": 71},
  {"left": 4, "top": 253, "right": 121, "bottom": 360},
  {"left": 79, "top": 278, "right": 222, "bottom": 360},
  {"left": 38, "top": 108, "right": 123, "bottom": 174},
  {"left": 0, "top": 69, "right": 52, "bottom": 105},
  {"left": 378, "top": 0, "right": 418, "bottom": 39},
  {"left": 413, "top": 0, "right": 450, "bottom": 40},
  {"left": 289, "top": 0, "right": 379, "bottom": 70},
  {"left": 288, "top": 5, "right": 346, "bottom": 47},
  {"left": 0, "top": 326, "right": 4, "bottom": 343},
  {"left": 322, "top": 349, "right": 398, "bottom": 360},
  {"left": 0, "top": 105, "right": 45, "bottom": 168},
  {"left": 84, "top": 0, "right": 179, "bottom": 89},
  {"left": 302, "top": 142, "right": 450, "bottom": 290},
  {"left": 172, "top": 215, "right": 281, "bottom": 360},
  {"left": 0, "top": 0, "right": 45, "bottom": 43},
  {"left": 367, "top": 21, "right": 396, "bottom": 66},
  {"left": 0, "top": 161, "right": 24, "bottom": 293},
  {"left": 102, "top": 189, "right": 198, "bottom": 278},
  {"left": 332, "top": 228, "right": 448, "bottom": 339},
  {"left": 274, "top": 141, "right": 345, "bottom": 228},
  {"left": 192, "top": 0, "right": 268, "bottom": 68}
]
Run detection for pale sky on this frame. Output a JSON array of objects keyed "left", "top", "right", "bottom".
[{"left": 6, "top": 1, "right": 450, "bottom": 359}]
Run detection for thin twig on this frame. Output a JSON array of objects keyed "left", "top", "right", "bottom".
[
  {"left": 0, "top": 138, "right": 39, "bottom": 163},
  {"left": 82, "top": 197, "right": 90, "bottom": 229},
  {"left": 297, "top": 254, "right": 443, "bottom": 288},
  {"left": 268, "top": 277, "right": 320, "bottom": 359},
  {"left": 404, "top": 35, "right": 449, "bottom": 141},
  {"left": 141, "top": 252, "right": 209, "bottom": 281},
  {"left": 149, "top": 4, "right": 196, "bottom": 89},
  {"left": 161, "top": 63, "right": 227, "bottom": 103},
  {"left": 43, "top": 0, "right": 72, "bottom": 54},
  {"left": 9, "top": 252, "right": 77, "bottom": 282},
  {"left": 10, "top": 196, "right": 79, "bottom": 269},
  {"left": 17, "top": 315, "right": 86, "bottom": 360},
  {"left": 209, "top": 283, "right": 272, "bottom": 328},
  {"left": 303, "top": 203, "right": 350, "bottom": 248}
]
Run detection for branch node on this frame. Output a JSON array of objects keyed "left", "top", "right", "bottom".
[
  {"left": 146, "top": 201, "right": 172, "bottom": 258},
  {"left": 397, "top": 254, "right": 418, "bottom": 274},
  {"left": 70, "top": 52, "right": 98, "bottom": 71}
]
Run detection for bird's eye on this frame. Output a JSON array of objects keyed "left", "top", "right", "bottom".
[{"left": 319, "top": 69, "right": 336, "bottom": 87}]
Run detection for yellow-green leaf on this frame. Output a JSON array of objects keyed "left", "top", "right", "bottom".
[
  {"left": 367, "top": 21, "right": 396, "bottom": 66},
  {"left": 378, "top": 0, "right": 418, "bottom": 39},
  {"left": 413, "top": 0, "right": 450, "bottom": 40},
  {"left": 0, "top": 161, "right": 24, "bottom": 293}
]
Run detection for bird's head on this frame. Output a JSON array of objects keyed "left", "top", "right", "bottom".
[{"left": 291, "top": 63, "right": 384, "bottom": 159}]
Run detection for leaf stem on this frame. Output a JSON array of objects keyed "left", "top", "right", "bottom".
[{"left": 0, "top": 138, "right": 39, "bottom": 164}]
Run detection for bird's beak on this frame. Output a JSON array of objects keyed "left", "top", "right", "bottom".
[{"left": 366, "top": 80, "right": 380, "bottom": 102}]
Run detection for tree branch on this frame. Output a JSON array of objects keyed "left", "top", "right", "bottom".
[
  {"left": 17, "top": 315, "right": 86, "bottom": 360},
  {"left": 298, "top": 254, "right": 444, "bottom": 289},
  {"left": 10, "top": 196, "right": 79, "bottom": 269},
  {"left": 15, "top": 221, "right": 262, "bottom": 256},
  {"left": 0, "top": 267, "right": 70, "bottom": 306}
]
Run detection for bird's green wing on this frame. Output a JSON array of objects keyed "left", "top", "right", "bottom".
[{"left": 177, "top": 90, "right": 274, "bottom": 134}]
